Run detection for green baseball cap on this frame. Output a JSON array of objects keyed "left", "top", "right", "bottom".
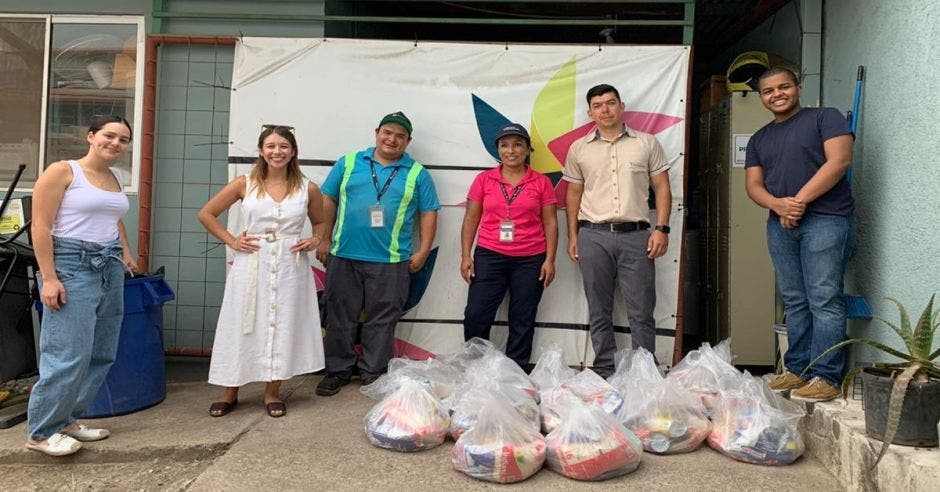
[{"left": 378, "top": 111, "right": 413, "bottom": 135}]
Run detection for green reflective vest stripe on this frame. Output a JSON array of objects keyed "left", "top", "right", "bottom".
[
  {"left": 388, "top": 162, "right": 424, "bottom": 262},
  {"left": 329, "top": 152, "right": 357, "bottom": 256}
]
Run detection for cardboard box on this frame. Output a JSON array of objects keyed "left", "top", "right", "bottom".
[{"left": 700, "top": 75, "right": 729, "bottom": 113}]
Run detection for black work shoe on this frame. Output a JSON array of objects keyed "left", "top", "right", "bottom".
[
  {"left": 315, "top": 374, "right": 351, "bottom": 396},
  {"left": 360, "top": 374, "right": 381, "bottom": 386}
]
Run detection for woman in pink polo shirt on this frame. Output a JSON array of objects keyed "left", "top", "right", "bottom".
[{"left": 460, "top": 123, "right": 558, "bottom": 369}]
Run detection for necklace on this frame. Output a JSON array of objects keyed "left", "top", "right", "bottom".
[{"left": 81, "top": 166, "right": 120, "bottom": 191}]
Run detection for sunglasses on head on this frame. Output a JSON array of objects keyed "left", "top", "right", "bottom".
[{"left": 262, "top": 124, "right": 295, "bottom": 132}]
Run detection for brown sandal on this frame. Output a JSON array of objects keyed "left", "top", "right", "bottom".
[
  {"left": 265, "top": 401, "right": 286, "bottom": 418},
  {"left": 209, "top": 399, "right": 237, "bottom": 417}
]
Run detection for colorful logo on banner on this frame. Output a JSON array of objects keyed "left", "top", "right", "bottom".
[{"left": 472, "top": 57, "right": 684, "bottom": 205}]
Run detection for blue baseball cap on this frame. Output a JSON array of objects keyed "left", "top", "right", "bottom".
[{"left": 494, "top": 123, "right": 530, "bottom": 146}]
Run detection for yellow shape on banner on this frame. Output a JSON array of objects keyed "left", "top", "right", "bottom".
[
  {"left": 529, "top": 57, "right": 576, "bottom": 174},
  {"left": 0, "top": 200, "right": 24, "bottom": 234}
]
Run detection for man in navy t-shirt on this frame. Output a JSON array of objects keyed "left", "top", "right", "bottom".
[{"left": 744, "top": 67, "right": 855, "bottom": 402}]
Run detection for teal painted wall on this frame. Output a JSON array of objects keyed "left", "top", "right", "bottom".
[
  {"left": 3, "top": 1, "right": 324, "bottom": 349},
  {"left": 823, "top": 1, "right": 940, "bottom": 363}
]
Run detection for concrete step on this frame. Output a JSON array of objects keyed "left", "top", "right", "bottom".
[{"left": 800, "top": 398, "right": 939, "bottom": 491}]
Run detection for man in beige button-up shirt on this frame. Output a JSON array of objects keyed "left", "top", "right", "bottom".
[{"left": 562, "top": 84, "right": 672, "bottom": 376}]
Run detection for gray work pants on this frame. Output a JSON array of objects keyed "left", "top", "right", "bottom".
[
  {"left": 323, "top": 255, "right": 409, "bottom": 377},
  {"left": 577, "top": 227, "right": 656, "bottom": 377}
]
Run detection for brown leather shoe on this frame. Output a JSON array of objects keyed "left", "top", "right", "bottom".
[
  {"left": 790, "top": 377, "right": 841, "bottom": 402},
  {"left": 768, "top": 371, "right": 808, "bottom": 392}
]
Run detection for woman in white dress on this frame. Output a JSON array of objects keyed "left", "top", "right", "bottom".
[{"left": 198, "top": 125, "right": 326, "bottom": 417}]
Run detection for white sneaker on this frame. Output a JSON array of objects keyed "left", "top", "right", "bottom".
[
  {"left": 63, "top": 424, "right": 110, "bottom": 442},
  {"left": 25, "top": 433, "right": 82, "bottom": 456}
]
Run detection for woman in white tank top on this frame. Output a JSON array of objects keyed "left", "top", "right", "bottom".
[{"left": 26, "top": 115, "right": 138, "bottom": 456}]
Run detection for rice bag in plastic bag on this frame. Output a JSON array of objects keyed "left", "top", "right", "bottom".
[
  {"left": 364, "top": 379, "right": 450, "bottom": 452},
  {"left": 529, "top": 342, "right": 577, "bottom": 391},
  {"left": 667, "top": 339, "right": 740, "bottom": 416},
  {"left": 450, "top": 383, "right": 540, "bottom": 440},
  {"left": 707, "top": 372, "right": 805, "bottom": 465},
  {"left": 613, "top": 348, "right": 712, "bottom": 454},
  {"left": 545, "top": 397, "right": 643, "bottom": 481},
  {"left": 563, "top": 369, "right": 624, "bottom": 417},
  {"left": 452, "top": 392, "right": 547, "bottom": 483},
  {"left": 360, "top": 357, "right": 461, "bottom": 403}
]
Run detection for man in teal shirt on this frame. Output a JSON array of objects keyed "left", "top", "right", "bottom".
[{"left": 315, "top": 112, "right": 440, "bottom": 396}]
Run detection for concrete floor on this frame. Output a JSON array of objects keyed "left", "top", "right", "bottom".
[{"left": 0, "top": 360, "right": 844, "bottom": 491}]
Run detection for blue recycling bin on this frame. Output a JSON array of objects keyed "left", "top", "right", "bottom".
[{"left": 81, "top": 274, "right": 175, "bottom": 418}]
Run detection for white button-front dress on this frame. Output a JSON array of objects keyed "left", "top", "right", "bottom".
[{"left": 208, "top": 178, "right": 325, "bottom": 387}]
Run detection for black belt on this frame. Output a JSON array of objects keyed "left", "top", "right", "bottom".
[{"left": 578, "top": 220, "right": 650, "bottom": 232}]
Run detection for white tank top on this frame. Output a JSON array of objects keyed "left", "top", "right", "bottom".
[{"left": 51, "top": 160, "right": 129, "bottom": 244}]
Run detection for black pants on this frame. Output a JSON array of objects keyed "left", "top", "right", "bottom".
[
  {"left": 463, "top": 247, "right": 546, "bottom": 368},
  {"left": 323, "top": 255, "right": 409, "bottom": 377}
]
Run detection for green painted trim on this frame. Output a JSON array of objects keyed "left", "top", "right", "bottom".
[
  {"left": 152, "top": 0, "right": 164, "bottom": 33},
  {"left": 330, "top": 152, "right": 357, "bottom": 256},
  {"left": 683, "top": 1, "right": 695, "bottom": 45},
  {"left": 151, "top": 11, "right": 692, "bottom": 27},
  {"left": 388, "top": 163, "right": 423, "bottom": 263}
]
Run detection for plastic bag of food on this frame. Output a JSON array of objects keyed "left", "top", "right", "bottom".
[
  {"left": 667, "top": 339, "right": 740, "bottom": 416},
  {"left": 450, "top": 383, "right": 540, "bottom": 440},
  {"left": 452, "top": 390, "right": 547, "bottom": 483},
  {"left": 613, "top": 348, "right": 712, "bottom": 454},
  {"left": 539, "top": 386, "right": 573, "bottom": 434},
  {"left": 563, "top": 369, "right": 624, "bottom": 417},
  {"left": 360, "top": 357, "right": 461, "bottom": 403},
  {"left": 441, "top": 337, "right": 538, "bottom": 400},
  {"left": 707, "top": 372, "right": 805, "bottom": 465},
  {"left": 364, "top": 379, "right": 450, "bottom": 452},
  {"left": 545, "top": 397, "right": 643, "bottom": 481},
  {"left": 529, "top": 343, "right": 577, "bottom": 391}
]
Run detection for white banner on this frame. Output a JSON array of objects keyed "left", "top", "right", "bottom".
[{"left": 229, "top": 37, "right": 690, "bottom": 366}]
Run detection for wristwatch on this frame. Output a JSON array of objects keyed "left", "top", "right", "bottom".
[{"left": 654, "top": 224, "right": 671, "bottom": 234}]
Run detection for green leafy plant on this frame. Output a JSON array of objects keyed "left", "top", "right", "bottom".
[{"left": 804, "top": 294, "right": 939, "bottom": 467}]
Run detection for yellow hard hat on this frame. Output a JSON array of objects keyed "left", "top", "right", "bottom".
[{"left": 726, "top": 51, "right": 800, "bottom": 92}]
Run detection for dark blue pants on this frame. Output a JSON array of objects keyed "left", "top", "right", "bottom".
[{"left": 463, "top": 247, "right": 546, "bottom": 368}]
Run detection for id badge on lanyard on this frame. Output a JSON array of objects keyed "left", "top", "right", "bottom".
[
  {"left": 369, "top": 204, "right": 385, "bottom": 228},
  {"left": 499, "top": 181, "right": 525, "bottom": 243},
  {"left": 499, "top": 219, "right": 515, "bottom": 242},
  {"left": 369, "top": 161, "right": 399, "bottom": 228}
]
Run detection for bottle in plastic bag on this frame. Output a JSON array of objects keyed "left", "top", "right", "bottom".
[
  {"left": 612, "top": 348, "right": 712, "bottom": 454},
  {"left": 364, "top": 379, "right": 450, "bottom": 452},
  {"left": 707, "top": 372, "right": 805, "bottom": 465}
]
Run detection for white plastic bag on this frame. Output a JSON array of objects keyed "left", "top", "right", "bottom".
[
  {"left": 545, "top": 398, "right": 643, "bottom": 481},
  {"left": 360, "top": 357, "right": 460, "bottom": 403},
  {"left": 707, "top": 372, "right": 805, "bottom": 465},
  {"left": 441, "top": 337, "right": 538, "bottom": 400},
  {"left": 612, "top": 348, "right": 712, "bottom": 454},
  {"left": 667, "top": 339, "right": 740, "bottom": 416},
  {"left": 529, "top": 343, "right": 577, "bottom": 391},
  {"left": 363, "top": 379, "right": 450, "bottom": 452},
  {"left": 452, "top": 390, "right": 547, "bottom": 483},
  {"left": 562, "top": 369, "right": 624, "bottom": 417},
  {"left": 450, "top": 383, "right": 539, "bottom": 440}
]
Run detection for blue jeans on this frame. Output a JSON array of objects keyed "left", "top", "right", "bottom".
[
  {"left": 463, "top": 247, "right": 546, "bottom": 368},
  {"left": 27, "top": 237, "right": 124, "bottom": 441},
  {"left": 767, "top": 214, "right": 854, "bottom": 386}
]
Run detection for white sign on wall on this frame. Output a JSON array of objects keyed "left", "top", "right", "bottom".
[{"left": 228, "top": 37, "right": 691, "bottom": 365}]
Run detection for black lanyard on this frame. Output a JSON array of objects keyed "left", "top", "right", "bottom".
[
  {"left": 499, "top": 182, "right": 525, "bottom": 217},
  {"left": 369, "top": 162, "right": 400, "bottom": 203}
]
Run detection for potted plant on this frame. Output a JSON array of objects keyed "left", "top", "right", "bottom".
[{"left": 805, "top": 294, "right": 940, "bottom": 467}]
